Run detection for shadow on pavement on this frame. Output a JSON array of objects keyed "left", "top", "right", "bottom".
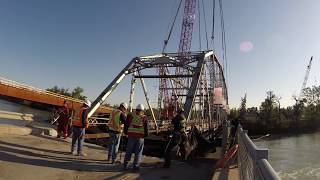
[{"left": 0, "top": 140, "right": 118, "bottom": 172}]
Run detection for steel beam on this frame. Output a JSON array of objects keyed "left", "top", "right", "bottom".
[
  {"left": 138, "top": 71, "right": 158, "bottom": 132},
  {"left": 184, "top": 55, "right": 205, "bottom": 121},
  {"left": 128, "top": 73, "right": 137, "bottom": 113},
  {"left": 88, "top": 58, "right": 136, "bottom": 117},
  {"left": 134, "top": 75, "right": 193, "bottom": 79}
]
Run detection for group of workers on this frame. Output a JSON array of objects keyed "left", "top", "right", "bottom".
[
  {"left": 56, "top": 100, "right": 91, "bottom": 156},
  {"left": 107, "top": 102, "right": 188, "bottom": 170},
  {"left": 107, "top": 102, "right": 149, "bottom": 170},
  {"left": 55, "top": 99, "right": 187, "bottom": 171}
]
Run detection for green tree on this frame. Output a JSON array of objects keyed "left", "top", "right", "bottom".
[
  {"left": 302, "top": 85, "right": 320, "bottom": 106},
  {"left": 71, "top": 87, "right": 87, "bottom": 100},
  {"left": 46, "top": 86, "right": 71, "bottom": 96},
  {"left": 46, "top": 86, "right": 87, "bottom": 100},
  {"left": 229, "top": 108, "right": 239, "bottom": 120},
  {"left": 259, "top": 91, "right": 277, "bottom": 125},
  {"left": 239, "top": 94, "right": 247, "bottom": 121}
]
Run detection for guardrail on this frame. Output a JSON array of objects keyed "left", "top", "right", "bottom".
[{"left": 237, "top": 124, "right": 281, "bottom": 180}]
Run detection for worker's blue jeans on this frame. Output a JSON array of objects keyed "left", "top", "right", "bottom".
[
  {"left": 108, "top": 132, "right": 121, "bottom": 161},
  {"left": 71, "top": 126, "right": 85, "bottom": 153},
  {"left": 124, "top": 137, "right": 144, "bottom": 168}
]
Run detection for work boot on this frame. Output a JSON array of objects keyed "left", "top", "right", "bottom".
[
  {"left": 70, "top": 150, "right": 77, "bottom": 156},
  {"left": 132, "top": 166, "right": 140, "bottom": 172},
  {"left": 122, "top": 164, "right": 129, "bottom": 171},
  {"left": 77, "top": 152, "right": 87, "bottom": 157}
]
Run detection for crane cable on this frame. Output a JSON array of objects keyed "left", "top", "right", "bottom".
[
  {"left": 219, "top": 0, "right": 228, "bottom": 84},
  {"left": 198, "top": 0, "right": 202, "bottom": 51},
  {"left": 162, "top": 0, "right": 183, "bottom": 53},
  {"left": 201, "top": 0, "right": 209, "bottom": 50},
  {"left": 211, "top": 0, "right": 216, "bottom": 49}
]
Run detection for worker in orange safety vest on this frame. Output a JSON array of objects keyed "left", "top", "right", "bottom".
[{"left": 71, "top": 100, "right": 91, "bottom": 156}]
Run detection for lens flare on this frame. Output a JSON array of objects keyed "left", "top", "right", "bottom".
[{"left": 240, "top": 41, "right": 253, "bottom": 53}]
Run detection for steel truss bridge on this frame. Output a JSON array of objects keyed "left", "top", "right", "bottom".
[{"left": 89, "top": 50, "right": 229, "bottom": 133}]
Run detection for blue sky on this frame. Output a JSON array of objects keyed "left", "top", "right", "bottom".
[{"left": 0, "top": 0, "right": 319, "bottom": 108}]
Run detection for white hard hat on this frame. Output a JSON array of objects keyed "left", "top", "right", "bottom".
[
  {"left": 120, "top": 102, "right": 128, "bottom": 109},
  {"left": 136, "top": 104, "right": 145, "bottom": 111},
  {"left": 84, "top": 100, "right": 91, "bottom": 107}
]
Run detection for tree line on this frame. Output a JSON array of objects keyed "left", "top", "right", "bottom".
[
  {"left": 229, "top": 85, "right": 320, "bottom": 135},
  {"left": 46, "top": 86, "right": 87, "bottom": 101}
]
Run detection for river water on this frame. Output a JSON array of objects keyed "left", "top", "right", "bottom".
[{"left": 255, "top": 132, "right": 320, "bottom": 180}]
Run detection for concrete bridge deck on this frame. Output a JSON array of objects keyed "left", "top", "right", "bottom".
[{"left": 0, "top": 134, "right": 222, "bottom": 180}]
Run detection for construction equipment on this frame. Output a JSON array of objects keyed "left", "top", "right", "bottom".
[
  {"left": 298, "top": 56, "right": 313, "bottom": 101},
  {"left": 88, "top": 0, "right": 229, "bottom": 134},
  {"left": 158, "top": 0, "right": 197, "bottom": 121}
]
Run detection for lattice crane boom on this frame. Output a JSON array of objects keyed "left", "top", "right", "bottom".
[
  {"left": 178, "top": 0, "right": 197, "bottom": 55},
  {"left": 299, "top": 56, "right": 313, "bottom": 100}
]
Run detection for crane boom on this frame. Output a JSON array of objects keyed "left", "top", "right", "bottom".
[
  {"left": 158, "top": 0, "right": 197, "bottom": 120},
  {"left": 178, "top": 0, "right": 196, "bottom": 55},
  {"left": 299, "top": 56, "right": 313, "bottom": 100}
]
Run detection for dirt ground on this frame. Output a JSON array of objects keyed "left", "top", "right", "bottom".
[{"left": 0, "top": 134, "right": 218, "bottom": 180}]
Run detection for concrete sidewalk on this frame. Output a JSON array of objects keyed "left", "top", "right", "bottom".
[
  {"left": 211, "top": 147, "right": 239, "bottom": 180},
  {"left": 0, "top": 134, "right": 218, "bottom": 180},
  {"left": 212, "top": 165, "right": 239, "bottom": 180}
]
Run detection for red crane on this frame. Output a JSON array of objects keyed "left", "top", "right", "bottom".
[
  {"left": 158, "top": 0, "right": 197, "bottom": 120},
  {"left": 178, "top": 0, "right": 197, "bottom": 55}
]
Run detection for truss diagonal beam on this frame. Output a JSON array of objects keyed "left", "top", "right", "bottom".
[
  {"left": 184, "top": 55, "right": 205, "bottom": 121},
  {"left": 88, "top": 58, "right": 136, "bottom": 117}
]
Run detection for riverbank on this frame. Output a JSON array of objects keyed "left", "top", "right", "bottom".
[{"left": 242, "top": 121, "right": 320, "bottom": 136}]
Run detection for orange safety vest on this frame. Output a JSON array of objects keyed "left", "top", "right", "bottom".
[
  {"left": 108, "top": 110, "right": 124, "bottom": 132},
  {"left": 72, "top": 107, "right": 88, "bottom": 127},
  {"left": 128, "top": 114, "right": 145, "bottom": 135}
]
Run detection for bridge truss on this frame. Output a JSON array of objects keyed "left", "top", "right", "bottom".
[{"left": 88, "top": 50, "right": 228, "bottom": 133}]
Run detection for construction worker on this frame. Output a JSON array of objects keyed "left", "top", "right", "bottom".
[
  {"left": 123, "top": 104, "right": 148, "bottom": 171},
  {"left": 163, "top": 107, "right": 188, "bottom": 168},
  {"left": 71, "top": 100, "right": 91, "bottom": 156},
  {"left": 57, "top": 101, "right": 71, "bottom": 139},
  {"left": 107, "top": 102, "right": 128, "bottom": 164}
]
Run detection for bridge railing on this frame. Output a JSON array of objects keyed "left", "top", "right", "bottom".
[{"left": 237, "top": 124, "right": 280, "bottom": 180}]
